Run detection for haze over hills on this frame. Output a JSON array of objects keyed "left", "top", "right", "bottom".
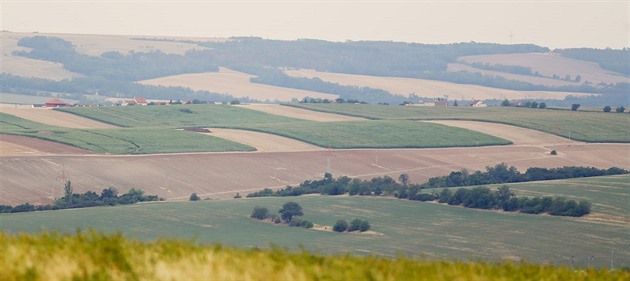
[{"left": 1, "top": 31, "right": 628, "bottom": 106}]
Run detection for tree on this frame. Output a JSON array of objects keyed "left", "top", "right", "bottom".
[
  {"left": 538, "top": 102, "right": 546, "bottom": 109},
  {"left": 279, "top": 202, "right": 303, "bottom": 222},
  {"left": 603, "top": 105, "right": 612, "bottom": 112},
  {"left": 571, "top": 104, "right": 580, "bottom": 111},
  {"left": 575, "top": 75, "right": 581, "bottom": 83},
  {"left": 358, "top": 220, "right": 371, "bottom": 232},
  {"left": 530, "top": 101, "right": 538, "bottom": 108},
  {"left": 398, "top": 174, "right": 409, "bottom": 186},
  {"left": 500, "top": 99, "right": 510, "bottom": 106},
  {"left": 189, "top": 193, "right": 200, "bottom": 201},
  {"left": 333, "top": 220, "right": 348, "bottom": 232},
  {"left": 349, "top": 219, "right": 362, "bottom": 231},
  {"left": 64, "top": 180, "right": 73, "bottom": 207},
  {"left": 496, "top": 185, "right": 514, "bottom": 203},
  {"left": 616, "top": 106, "right": 625, "bottom": 113},
  {"left": 453, "top": 100, "right": 458, "bottom": 106},
  {"left": 251, "top": 206, "right": 270, "bottom": 220}
]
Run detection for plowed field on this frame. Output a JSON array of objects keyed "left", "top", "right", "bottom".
[{"left": 0, "top": 108, "right": 116, "bottom": 129}]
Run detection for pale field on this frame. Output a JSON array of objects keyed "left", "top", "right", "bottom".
[
  {"left": 0, "top": 108, "right": 116, "bottom": 129},
  {"left": 0, "top": 93, "right": 79, "bottom": 105},
  {"left": 285, "top": 69, "right": 593, "bottom": 100},
  {"left": 238, "top": 104, "right": 365, "bottom": 122},
  {"left": 204, "top": 128, "right": 321, "bottom": 152},
  {"left": 139, "top": 68, "right": 339, "bottom": 102},
  {"left": 447, "top": 63, "right": 582, "bottom": 87},
  {"left": 457, "top": 53, "right": 629, "bottom": 85}
]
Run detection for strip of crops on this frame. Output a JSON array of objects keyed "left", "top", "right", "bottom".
[{"left": 1, "top": 231, "right": 625, "bottom": 281}]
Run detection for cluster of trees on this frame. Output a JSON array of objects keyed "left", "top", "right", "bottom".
[
  {"left": 0, "top": 181, "right": 160, "bottom": 213},
  {"left": 421, "top": 186, "right": 591, "bottom": 217},
  {"left": 333, "top": 218, "right": 371, "bottom": 233},
  {"left": 16, "top": 36, "right": 219, "bottom": 81},
  {"left": 603, "top": 106, "right": 626, "bottom": 113},
  {"left": 468, "top": 62, "right": 534, "bottom": 76},
  {"left": 250, "top": 202, "right": 313, "bottom": 229},
  {"left": 500, "top": 99, "right": 547, "bottom": 109},
  {"left": 556, "top": 48, "right": 630, "bottom": 76},
  {"left": 247, "top": 165, "right": 627, "bottom": 199},
  {"left": 298, "top": 97, "right": 366, "bottom": 104}
]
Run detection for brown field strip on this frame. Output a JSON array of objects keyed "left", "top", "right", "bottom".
[
  {"left": 139, "top": 68, "right": 338, "bottom": 102},
  {"left": 205, "top": 128, "right": 322, "bottom": 152},
  {"left": 0, "top": 135, "right": 91, "bottom": 156},
  {"left": 447, "top": 63, "right": 581, "bottom": 87},
  {"left": 238, "top": 104, "right": 365, "bottom": 122},
  {"left": 425, "top": 120, "right": 579, "bottom": 146},
  {"left": 0, "top": 108, "right": 116, "bottom": 129},
  {"left": 285, "top": 69, "right": 593, "bottom": 100},
  {"left": 1, "top": 143, "right": 628, "bottom": 205},
  {"left": 457, "top": 53, "right": 629, "bottom": 85}
]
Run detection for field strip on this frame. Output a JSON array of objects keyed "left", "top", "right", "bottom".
[
  {"left": 238, "top": 104, "right": 365, "bottom": 122},
  {"left": 205, "top": 128, "right": 322, "bottom": 152},
  {"left": 0, "top": 135, "right": 91, "bottom": 156},
  {"left": 285, "top": 69, "right": 593, "bottom": 100},
  {"left": 424, "top": 120, "right": 580, "bottom": 146},
  {"left": 138, "top": 67, "right": 338, "bottom": 102},
  {"left": 0, "top": 108, "right": 117, "bottom": 129}
]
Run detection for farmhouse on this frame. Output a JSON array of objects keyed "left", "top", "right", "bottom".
[
  {"left": 44, "top": 98, "right": 71, "bottom": 108},
  {"left": 470, "top": 100, "right": 487, "bottom": 107}
]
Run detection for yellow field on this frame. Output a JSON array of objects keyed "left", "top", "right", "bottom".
[
  {"left": 457, "top": 53, "right": 629, "bottom": 85},
  {"left": 284, "top": 69, "right": 592, "bottom": 100},
  {"left": 140, "top": 67, "right": 338, "bottom": 102}
]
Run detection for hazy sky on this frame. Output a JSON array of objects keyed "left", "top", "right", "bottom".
[{"left": 2, "top": 0, "right": 628, "bottom": 49}]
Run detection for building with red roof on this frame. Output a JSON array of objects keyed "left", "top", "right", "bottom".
[{"left": 45, "top": 98, "right": 71, "bottom": 108}]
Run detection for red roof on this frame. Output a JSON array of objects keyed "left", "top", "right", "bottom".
[
  {"left": 45, "top": 98, "right": 68, "bottom": 105},
  {"left": 134, "top": 97, "right": 147, "bottom": 104}
]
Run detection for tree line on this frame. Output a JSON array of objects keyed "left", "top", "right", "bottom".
[{"left": 0, "top": 181, "right": 160, "bottom": 214}]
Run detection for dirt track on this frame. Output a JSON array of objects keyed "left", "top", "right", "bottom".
[
  {"left": 238, "top": 104, "right": 365, "bottom": 122},
  {"left": 0, "top": 108, "right": 116, "bottom": 129}
]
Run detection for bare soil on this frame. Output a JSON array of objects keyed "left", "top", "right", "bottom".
[
  {"left": 139, "top": 68, "right": 338, "bottom": 102},
  {"left": 285, "top": 69, "right": 593, "bottom": 100},
  {"left": 0, "top": 135, "right": 91, "bottom": 156},
  {"left": 0, "top": 108, "right": 117, "bottom": 129},
  {"left": 238, "top": 104, "right": 365, "bottom": 122},
  {"left": 205, "top": 128, "right": 321, "bottom": 152}
]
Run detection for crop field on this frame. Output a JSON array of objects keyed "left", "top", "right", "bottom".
[
  {"left": 2, "top": 178, "right": 628, "bottom": 269},
  {"left": 139, "top": 67, "right": 338, "bottom": 102},
  {"left": 3, "top": 232, "right": 624, "bottom": 281},
  {"left": 0, "top": 93, "right": 79, "bottom": 106},
  {"left": 290, "top": 104, "right": 630, "bottom": 143},
  {"left": 57, "top": 105, "right": 510, "bottom": 149},
  {"left": 284, "top": 69, "right": 591, "bottom": 100},
  {"left": 0, "top": 112, "right": 254, "bottom": 154}
]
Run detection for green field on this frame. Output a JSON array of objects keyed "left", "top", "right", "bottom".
[
  {"left": 52, "top": 105, "right": 510, "bottom": 151},
  {"left": 0, "top": 112, "right": 255, "bottom": 154},
  {"left": 289, "top": 104, "right": 630, "bottom": 142},
  {"left": 2, "top": 176, "right": 628, "bottom": 268}
]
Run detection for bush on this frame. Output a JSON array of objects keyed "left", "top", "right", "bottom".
[
  {"left": 358, "top": 220, "right": 371, "bottom": 232},
  {"left": 189, "top": 193, "right": 200, "bottom": 201},
  {"left": 179, "top": 108, "right": 193, "bottom": 113},
  {"left": 333, "top": 220, "right": 348, "bottom": 232},
  {"left": 550, "top": 149, "right": 557, "bottom": 155},
  {"left": 571, "top": 104, "right": 580, "bottom": 111},
  {"left": 538, "top": 102, "right": 546, "bottom": 109},
  {"left": 616, "top": 106, "right": 625, "bottom": 113},
  {"left": 603, "top": 105, "right": 612, "bottom": 112},
  {"left": 349, "top": 219, "right": 362, "bottom": 232},
  {"left": 251, "top": 206, "right": 270, "bottom": 220}
]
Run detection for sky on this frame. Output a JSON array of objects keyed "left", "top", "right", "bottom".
[{"left": 2, "top": 0, "right": 628, "bottom": 49}]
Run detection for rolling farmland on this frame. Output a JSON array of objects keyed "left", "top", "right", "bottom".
[{"left": 2, "top": 175, "right": 628, "bottom": 268}]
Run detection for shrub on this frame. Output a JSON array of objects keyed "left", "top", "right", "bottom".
[
  {"left": 538, "top": 102, "right": 546, "bottom": 109},
  {"left": 251, "top": 207, "right": 270, "bottom": 220},
  {"left": 333, "top": 220, "right": 348, "bottom": 232},
  {"left": 358, "top": 220, "right": 371, "bottom": 232},
  {"left": 349, "top": 219, "right": 362, "bottom": 232},
  {"left": 189, "top": 193, "right": 200, "bottom": 201},
  {"left": 603, "top": 106, "right": 612, "bottom": 112},
  {"left": 179, "top": 108, "right": 193, "bottom": 113},
  {"left": 571, "top": 104, "right": 580, "bottom": 111},
  {"left": 550, "top": 150, "right": 557, "bottom": 155},
  {"left": 616, "top": 106, "right": 625, "bottom": 113}
]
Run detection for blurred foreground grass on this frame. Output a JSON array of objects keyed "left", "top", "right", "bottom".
[{"left": 1, "top": 231, "right": 627, "bottom": 281}]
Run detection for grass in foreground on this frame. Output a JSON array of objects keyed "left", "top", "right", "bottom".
[
  {"left": 1, "top": 231, "right": 626, "bottom": 281},
  {"left": 290, "top": 104, "right": 630, "bottom": 142}
]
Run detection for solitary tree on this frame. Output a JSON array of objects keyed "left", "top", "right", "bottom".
[
  {"left": 279, "top": 202, "right": 303, "bottom": 222},
  {"left": 251, "top": 206, "right": 270, "bottom": 220},
  {"left": 616, "top": 106, "right": 625, "bottom": 113},
  {"left": 64, "top": 180, "right": 73, "bottom": 207},
  {"left": 500, "top": 99, "right": 510, "bottom": 107},
  {"left": 189, "top": 193, "right": 200, "bottom": 201},
  {"left": 571, "top": 104, "right": 580, "bottom": 111},
  {"left": 538, "top": 102, "right": 547, "bottom": 109},
  {"left": 603, "top": 106, "right": 612, "bottom": 112},
  {"left": 398, "top": 174, "right": 409, "bottom": 186}
]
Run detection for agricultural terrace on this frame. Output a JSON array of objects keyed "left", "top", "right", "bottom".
[
  {"left": 1, "top": 176, "right": 628, "bottom": 268},
  {"left": 3, "top": 232, "right": 625, "bottom": 281},
  {"left": 289, "top": 104, "right": 630, "bottom": 143},
  {"left": 57, "top": 105, "right": 510, "bottom": 150},
  {"left": 0, "top": 112, "right": 254, "bottom": 154}
]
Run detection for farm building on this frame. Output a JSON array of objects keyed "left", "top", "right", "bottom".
[
  {"left": 470, "top": 100, "right": 488, "bottom": 107},
  {"left": 44, "top": 98, "right": 71, "bottom": 108}
]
